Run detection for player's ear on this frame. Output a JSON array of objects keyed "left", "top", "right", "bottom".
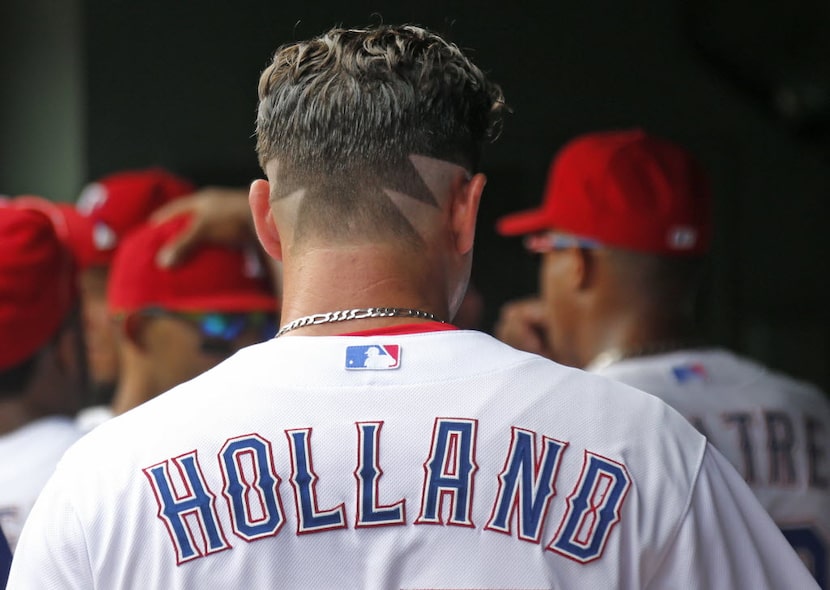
[
  {"left": 451, "top": 172, "right": 486, "bottom": 256},
  {"left": 249, "top": 178, "right": 283, "bottom": 262},
  {"left": 570, "top": 247, "right": 597, "bottom": 291}
]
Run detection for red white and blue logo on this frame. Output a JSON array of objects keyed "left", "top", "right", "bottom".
[
  {"left": 345, "top": 344, "right": 401, "bottom": 370},
  {"left": 671, "top": 363, "right": 708, "bottom": 384}
]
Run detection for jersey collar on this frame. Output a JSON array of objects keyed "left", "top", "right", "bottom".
[{"left": 339, "top": 321, "right": 459, "bottom": 336}]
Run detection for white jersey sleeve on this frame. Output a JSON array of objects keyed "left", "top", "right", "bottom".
[
  {"left": 648, "top": 443, "right": 817, "bottom": 589},
  {"left": 5, "top": 461, "right": 92, "bottom": 589}
]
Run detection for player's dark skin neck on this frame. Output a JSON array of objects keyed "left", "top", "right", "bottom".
[
  {"left": 581, "top": 291, "right": 700, "bottom": 369},
  {"left": 0, "top": 398, "right": 38, "bottom": 435},
  {"left": 0, "top": 394, "right": 70, "bottom": 435},
  {"left": 111, "top": 341, "right": 163, "bottom": 416},
  {"left": 0, "top": 344, "right": 81, "bottom": 434}
]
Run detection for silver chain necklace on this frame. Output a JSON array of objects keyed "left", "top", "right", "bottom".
[{"left": 274, "top": 307, "right": 446, "bottom": 338}]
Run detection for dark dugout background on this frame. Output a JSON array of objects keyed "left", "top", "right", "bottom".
[{"left": 2, "top": 0, "right": 829, "bottom": 390}]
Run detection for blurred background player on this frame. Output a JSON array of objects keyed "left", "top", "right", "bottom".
[
  {"left": 93, "top": 214, "right": 278, "bottom": 424},
  {"left": 0, "top": 208, "right": 86, "bottom": 552},
  {"left": 72, "top": 168, "right": 196, "bottom": 410},
  {"left": 496, "top": 128, "right": 830, "bottom": 587},
  {"left": 14, "top": 168, "right": 197, "bottom": 417}
]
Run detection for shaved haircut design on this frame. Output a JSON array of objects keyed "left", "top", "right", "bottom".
[{"left": 256, "top": 25, "right": 506, "bottom": 246}]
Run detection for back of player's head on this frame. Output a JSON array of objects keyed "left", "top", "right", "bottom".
[
  {"left": 0, "top": 208, "right": 78, "bottom": 392},
  {"left": 255, "top": 25, "right": 506, "bottom": 249},
  {"left": 256, "top": 24, "right": 506, "bottom": 173}
]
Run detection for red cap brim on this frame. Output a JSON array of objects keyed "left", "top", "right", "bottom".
[{"left": 495, "top": 207, "right": 552, "bottom": 237}]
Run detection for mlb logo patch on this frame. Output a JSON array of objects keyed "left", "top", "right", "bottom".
[
  {"left": 346, "top": 344, "right": 401, "bottom": 370},
  {"left": 672, "top": 363, "right": 708, "bottom": 384}
]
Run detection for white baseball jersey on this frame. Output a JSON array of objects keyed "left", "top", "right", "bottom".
[
  {"left": 593, "top": 347, "right": 830, "bottom": 588},
  {"left": 9, "top": 330, "right": 818, "bottom": 589},
  {"left": 0, "top": 416, "right": 83, "bottom": 551}
]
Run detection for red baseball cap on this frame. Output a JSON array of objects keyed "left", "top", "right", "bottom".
[
  {"left": 0, "top": 208, "right": 78, "bottom": 370},
  {"left": 11, "top": 196, "right": 100, "bottom": 269},
  {"left": 107, "top": 215, "right": 277, "bottom": 314},
  {"left": 496, "top": 129, "right": 712, "bottom": 255},
  {"left": 76, "top": 167, "right": 196, "bottom": 267}
]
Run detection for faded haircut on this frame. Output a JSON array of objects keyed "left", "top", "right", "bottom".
[{"left": 254, "top": 25, "right": 507, "bottom": 246}]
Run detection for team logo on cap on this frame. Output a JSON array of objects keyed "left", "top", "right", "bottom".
[
  {"left": 76, "top": 183, "right": 108, "bottom": 214},
  {"left": 667, "top": 226, "right": 698, "bottom": 250},
  {"left": 92, "top": 221, "right": 117, "bottom": 251},
  {"left": 345, "top": 344, "right": 401, "bottom": 370}
]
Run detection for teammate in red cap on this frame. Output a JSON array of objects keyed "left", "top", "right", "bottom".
[
  {"left": 12, "top": 170, "right": 197, "bottom": 423},
  {"left": 79, "top": 214, "right": 278, "bottom": 425},
  {"left": 8, "top": 27, "right": 818, "bottom": 589},
  {"left": 0, "top": 208, "right": 86, "bottom": 552},
  {"left": 74, "top": 169, "right": 196, "bottom": 411},
  {"left": 496, "top": 128, "right": 830, "bottom": 587}
]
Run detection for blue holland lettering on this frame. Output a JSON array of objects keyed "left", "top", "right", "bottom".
[
  {"left": 285, "top": 428, "right": 347, "bottom": 533},
  {"left": 355, "top": 422, "right": 406, "bottom": 527},
  {"left": 486, "top": 427, "right": 567, "bottom": 543},
  {"left": 416, "top": 418, "right": 478, "bottom": 526},
  {"left": 219, "top": 434, "right": 285, "bottom": 541},
  {"left": 548, "top": 451, "right": 630, "bottom": 563},
  {"left": 143, "top": 451, "right": 231, "bottom": 564}
]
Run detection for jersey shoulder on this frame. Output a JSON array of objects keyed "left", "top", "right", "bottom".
[{"left": 599, "top": 348, "right": 830, "bottom": 414}]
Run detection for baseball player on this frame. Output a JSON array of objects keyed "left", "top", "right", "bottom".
[
  {"left": 8, "top": 25, "right": 818, "bottom": 589},
  {"left": 496, "top": 128, "right": 830, "bottom": 587},
  {"left": 99, "top": 214, "right": 278, "bottom": 421},
  {"left": 0, "top": 208, "right": 86, "bottom": 553},
  {"left": 14, "top": 170, "right": 198, "bottom": 429},
  {"left": 73, "top": 169, "right": 197, "bottom": 426}
]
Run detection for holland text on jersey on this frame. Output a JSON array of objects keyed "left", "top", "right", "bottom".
[{"left": 143, "top": 418, "right": 631, "bottom": 566}]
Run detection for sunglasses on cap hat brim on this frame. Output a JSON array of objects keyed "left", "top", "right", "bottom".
[
  {"left": 523, "top": 231, "right": 602, "bottom": 254},
  {"left": 135, "top": 308, "right": 278, "bottom": 355}
]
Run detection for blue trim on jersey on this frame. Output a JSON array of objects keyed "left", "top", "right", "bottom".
[
  {"left": 0, "top": 522, "right": 11, "bottom": 588},
  {"left": 782, "top": 526, "right": 827, "bottom": 588}
]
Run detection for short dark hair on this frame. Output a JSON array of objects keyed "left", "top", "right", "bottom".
[
  {"left": 256, "top": 24, "right": 506, "bottom": 173},
  {"left": 0, "top": 306, "right": 86, "bottom": 399}
]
